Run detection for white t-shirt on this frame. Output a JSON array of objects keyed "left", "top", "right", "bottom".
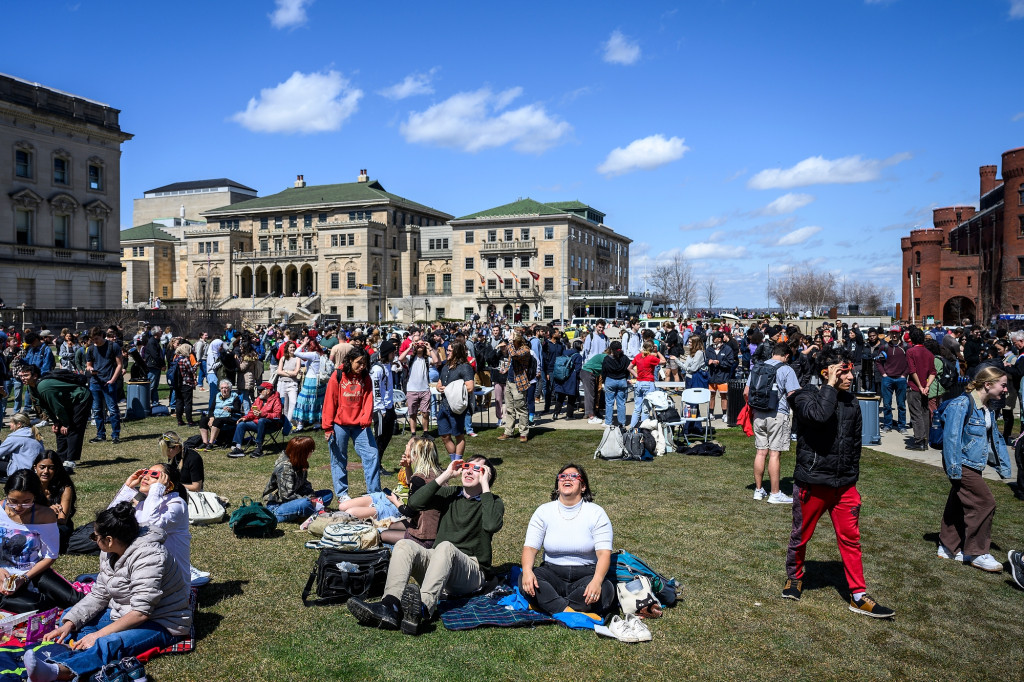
[
  {"left": 524, "top": 500, "right": 613, "bottom": 566},
  {"left": 407, "top": 355, "right": 430, "bottom": 392}
]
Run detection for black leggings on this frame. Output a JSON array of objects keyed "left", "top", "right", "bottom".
[
  {"left": 520, "top": 562, "right": 617, "bottom": 615},
  {"left": 175, "top": 384, "right": 195, "bottom": 424},
  {"left": 1002, "top": 407, "right": 1014, "bottom": 442},
  {"left": 0, "top": 568, "right": 84, "bottom": 613},
  {"left": 552, "top": 394, "right": 578, "bottom": 417}
]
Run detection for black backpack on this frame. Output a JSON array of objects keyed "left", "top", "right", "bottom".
[
  {"left": 622, "top": 431, "right": 646, "bottom": 461},
  {"left": 301, "top": 547, "right": 391, "bottom": 606},
  {"left": 41, "top": 368, "right": 88, "bottom": 387},
  {"left": 936, "top": 357, "right": 956, "bottom": 391},
  {"left": 747, "top": 362, "right": 781, "bottom": 411}
]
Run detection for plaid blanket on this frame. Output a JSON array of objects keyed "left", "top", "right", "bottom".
[{"left": 438, "top": 594, "right": 556, "bottom": 631}]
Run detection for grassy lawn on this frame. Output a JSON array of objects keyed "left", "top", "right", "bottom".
[{"left": 38, "top": 416, "right": 1024, "bottom": 682}]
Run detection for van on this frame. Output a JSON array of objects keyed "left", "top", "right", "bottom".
[{"left": 570, "top": 317, "right": 600, "bottom": 328}]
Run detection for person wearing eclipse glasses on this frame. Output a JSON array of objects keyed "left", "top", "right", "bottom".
[
  {"left": 348, "top": 454, "right": 503, "bottom": 636},
  {"left": 782, "top": 348, "right": 895, "bottom": 619}
]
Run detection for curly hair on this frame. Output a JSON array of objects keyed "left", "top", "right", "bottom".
[{"left": 342, "top": 347, "right": 370, "bottom": 376}]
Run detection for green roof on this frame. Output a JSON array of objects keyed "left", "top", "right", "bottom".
[
  {"left": 456, "top": 198, "right": 567, "bottom": 221},
  {"left": 203, "top": 179, "right": 450, "bottom": 218},
  {"left": 545, "top": 200, "right": 590, "bottom": 211},
  {"left": 119, "top": 223, "right": 178, "bottom": 242}
]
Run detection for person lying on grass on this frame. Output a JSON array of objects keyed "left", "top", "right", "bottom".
[
  {"left": 347, "top": 455, "right": 504, "bottom": 635},
  {"left": 27, "top": 502, "right": 190, "bottom": 682},
  {"left": 520, "top": 462, "right": 617, "bottom": 616}
]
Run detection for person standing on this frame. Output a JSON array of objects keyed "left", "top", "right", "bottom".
[
  {"left": 580, "top": 320, "right": 609, "bottom": 424},
  {"left": 322, "top": 347, "right": 379, "bottom": 504},
  {"left": 144, "top": 327, "right": 164, "bottom": 407},
  {"left": 370, "top": 341, "right": 398, "bottom": 470},
  {"left": 936, "top": 367, "right": 1012, "bottom": 572},
  {"left": 85, "top": 328, "right": 122, "bottom": 445},
  {"left": 497, "top": 333, "right": 532, "bottom": 443},
  {"left": 193, "top": 332, "right": 209, "bottom": 391},
  {"left": 906, "top": 328, "right": 936, "bottom": 451},
  {"left": 628, "top": 341, "right": 663, "bottom": 429},
  {"left": 19, "top": 365, "right": 90, "bottom": 471},
  {"left": 172, "top": 343, "right": 197, "bottom": 427},
  {"left": 705, "top": 332, "right": 736, "bottom": 421},
  {"left": 877, "top": 330, "right": 908, "bottom": 433},
  {"left": 601, "top": 340, "right": 630, "bottom": 427},
  {"left": 745, "top": 343, "right": 800, "bottom": 504}
]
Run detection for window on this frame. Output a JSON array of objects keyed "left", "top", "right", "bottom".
[
  {"left": 331, "top": 273, "right": 340, "bottom": 289},
  {"left": 503, "top": 278, "right": 513, "bottom": 289},
  {"left": 571, "top": 255, "right": 576, "bottom": 268},
  {"left": 15, "top": 208, "right": 33, "bottom": 245},
  {"left": 162, "top": 247, "right": 168, "bottom": 257},
  {"left": 915, "top": 271, "right": 921, "bottom": 286},
  {"left": 213, "top": 241, "right": 220, "bottom": 253},
  {"left": 428, "top": 238, "right": 435, "bottom": 250},
  {"left": 465, "top": 231, "right": 475, "bottom": 244},
  {"left": 275, "top": 217, "right": 282, "bottom": 229},
  {"left": 520, "top": 277, "right": 530, "bottom": 289},
  {"left": 488, "top": 279, "right": 497, "bottom": 291},
  {"left": 220, "top": 219, "right": 240, "bottom": 230},
  {"left": 15, "top": 149, "right": 32, "bottom": 178},
  {"left": 487, "top": 257, "right": 497, "bottom": 269},
  {"left": 1020, "top": 184, "right": 1024, "bottom": 206},
  {"left": 88, "top": 163, "right": 103, "bottom": 190},
  {"left": 162, "top": 286, "right": 168, "bottom": 297},
  {"left": 372, "top": 272, "right": 379, "bottom": 286},
  {"left": 435, "top": 308, "right": 444, "bottom": 320},
  {"left": 915, "top": 251, "right": 920, "bottom": 265},
  {"left": 274, "top": 239, "right": 282, "bottom": 250},
  {"left": 260, "top": 217, "right": 268, "bottom": 230},
  {"left": 520, "top": 227, "right": 530, "bottom": 241},
  {"left": 392, "top": 236, "right": 397, "bottom": 249},
  {"left": 304, "top": 214, "right": 312, "bottom": 228},
  {"left": 543, "top": 306, "right": 553, "bottom": 319},
  {"left": 260, "top": 240, "right": 268, "bottom": 252},
  {"left": 520, "top": 256, "right": 531, "bottom": 267},
  {"left": 544, "top": 254, "right": 554, "bottom": 267},
  {"left": 487, "top": 230, "right": 497, "bottom": 242},
  {"left": 288, "top": 238, "right": 297, "bottom": 250},
  {"left": 426, "top": 274, "right": 436, "bottom": 294},
  {"left": 442, "top": 273, "right": 452, "bottom": 294},
  {"left": 348, "top": 234, "right": 355, "bottom": 246},
  {"left": 212, "top": 277, "right": 221, "bottom": 295},
  {"left": 348, "top": 211, "right": 373, "bottom": 221},
  {"left": 465, "top": 307, "right": 474, "bottom": 319},
  {"left": 412, "top": 238, "right": 417, "bottom": 250},
  {"left": 304, "top": 237, "right": 312, "bottom": 249},
  {"left": 465, "top": 279, "right": 475, "bottom": 293},
  {"left": 544, "top": 277, "right": 554, "bottom": 291},
  {"left": 347, "top": 272, "right": 356, "bottom": 289},
  {"left": 914, "top": 298, "right": 921, "bottom": 316},
  {"left": 375, "top": 235, "right": 380, "bottom": 247},
  {"left": 465, "top": 257, "right": 474, "bottom": 270},
  {"left": 331, "top": 235, "right": 339, "bottom": 247},
  {"left": 442, "top": 238, "right": 449, "bottom": 249},
  {"left": 289, "top": 215, "right": 297, "bottom": 228},
  {"left": 504, "top": 229, "right": 513, "bottom": 242},
  {"left": 544, "top": 226, "right": 554, "bottom": 240},
  {"left": 346, "top": 306, "right": 354, "bottom": 319},
  {"left": 53, "top": 214, "right": 69, "bottom": 248},
  {"left": 319, "top": 212, "right": 328, "bottom": 223},
  {"left": 504, "top": 256, "right": 514, "bottom": 268},
  {"left": 967, "top": 276, "right": 972, "bottom": 286},
  {"left": 1020, "top": 215, "right": 1024, "bottom": 236},
  {"left": 949, "top": 276, "right": 954, "bottom": 286},
  {"left": 53, "top": 157, "right": 69, "bottom": 185}
]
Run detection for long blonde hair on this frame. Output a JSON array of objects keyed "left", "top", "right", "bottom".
[
  {"left": 10, "top": 413, "right": 42, "bottom": 442},
  {"left": 967, "top": 366, "right": 1006, "bottom": 394},
  {"left": 409, "top": 436, "right": 443, "bottom": 479}
]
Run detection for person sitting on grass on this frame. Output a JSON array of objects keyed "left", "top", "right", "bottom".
[
  {"left": 228, "top": 382, "right": 283, "bottom": 459},
  {"left": 198, "top": 380, "right": 242, "bottom": 451},
  {"left": 263, "top": 435, "right": 333, "bottom": 523},
  {"left": 160, "top": 431, "right": 204, "bottom": 492},
  {"left": 520, "top": 463, "right": 616, "bottom": 617},
  {"left": 33, "top": 451, "right": 76, "bottom": 554},
  {"left": 0, "top": 470, "right": 83, "bottom": 613},
  {"left": 782, "top": 348, "right": 895, "bottom": 619},
  {"left": 379, "top": 435, "right": 445, "bottom": 547},
  {"left": 1, "top": 412, "right": 46, "bottom": 476},
  {"left": 347, "top": 455, "right": 503, "bottom": 635},
  {"left": 28, "top": 502, "right": 190, "bottom": 682}
]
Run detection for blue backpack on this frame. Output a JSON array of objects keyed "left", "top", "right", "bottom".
[
  {"left": 928, "top": 394, "right": 970, "bottom": 450},
  {"left": 613, "top": 550, "right": 679, "bottom": 606},
  {"left": 552, "top": 355, "right": 573, "bottom": 383}
]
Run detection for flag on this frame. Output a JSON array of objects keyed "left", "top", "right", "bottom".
[
  {"left": 527, "top": 270, "right": 540, "bottom": 281},
  {"left": 475, "top": 270, "right": 485, "bottom": 285},
  {"left": 508, "top": 269, "right": 518, "bottom": 286}
]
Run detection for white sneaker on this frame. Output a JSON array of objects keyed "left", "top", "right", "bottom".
[
  {"left": 595, "top": 615, "right": 640, "bottom": 643},
  {"left": 336, "top": 493, "right": 352, "bottom": 505},
  {"left": 936, "top": 544, "right": 963, "bottom": 562},
  {"left": 588, "top": 417, "right": 602, "bottom": 424},
  {"left": 626, "top": 614, "right": 652, "bottom": 642},
  {"left": 753, "top": 488, "right": 767, "bottom": 501},
  {"left": 190, "top": 564, "right": 211, "bottom": 586},
  {"left": 767, "top": 492, "right": 794, "bottom": 505},
  {"left": 966, "top": 553, "right": 1003, "bottom": 572}
]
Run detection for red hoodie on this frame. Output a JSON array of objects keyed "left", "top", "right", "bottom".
[
  {"left": 322, "top": 370, "right": 373, "bottom": 432},
  {"left": 242, "top": 392, "right": 282, "bottom": 421}
]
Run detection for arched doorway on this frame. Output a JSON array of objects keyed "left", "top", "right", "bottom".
[
  {"left": 502, "top": 304, "right": 513, "bottom": 319},
  {"left": 942, "top": 296, "right": 976, "bottom": 326},
  {"left": 240, "top": 266, "right": 253, "bottom": 297},
  {"left": 270, "top": 265, "right": 283, "bottom": 296},
  {"left": 520, "top": 303, "right": 531, "bottom": 321},
  {"left": 285, "top": 265, "right": 298, "bottom": 295},
  {"left": 486, "top": 304, "right": 496, "bottom": 320},
  {"left": 301, "top": 265, "right": 314, "bottom": 295},
  {"left": 256, "top": 266, "right": 269, "bottom": 296}
]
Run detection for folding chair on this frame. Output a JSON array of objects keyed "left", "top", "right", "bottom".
[
  {"left": 393, "top": 389, "right": 409, "bottom": 433},
  {"left": 677, "top": 388, "right": 712, "bottom": 447}
]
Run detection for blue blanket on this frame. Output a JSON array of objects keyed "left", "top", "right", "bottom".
[{"left": 438, "top": 594, "right": 557, "bottom": 631}]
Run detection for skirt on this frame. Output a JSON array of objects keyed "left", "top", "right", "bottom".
[{"left": 292, "top": 375, "right": 326, "bottom": 424}]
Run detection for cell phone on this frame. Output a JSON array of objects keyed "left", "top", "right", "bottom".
[{"left": 382, "top": 488, "right": 392, "bottom": 496}]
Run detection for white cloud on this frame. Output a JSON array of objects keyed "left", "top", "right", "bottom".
[
  {"left": 680, "top": 215, "right": 728, "bottom": 232},
  {"left": 597, "top": 134, "right": 689, "bottom": 176},
  {"left": 1013, "top": 112, "right": 1024, "bottom": 122},
  {"left": 756, "top": 193, "right": 815, "bottom": 216},
  {"left": 777, "top": 226, "right": 823, "bottom": 246},
  {"left": 602, "top": 30, "right": 641, "bottom": 65},
  {"left": 270, "top": 0, "right": 312, "bottom": 29},
  {"left": 378, "top": 69, "right": 437, "bottom": 100},
  {"left": 1011, "top": 0, "right": 1024, "bottom": 18},
  {"left": 231, "top": 70, "right": 362, "bottom": 134},
  {"left": 400, "top": 87, "right": 571, "bottom": 153},
  {"left": 682, "top": 242, "right": 748, "bottom": 260},
  {"left": 748, "top": 152, "right": 911, "bottom": 189}
]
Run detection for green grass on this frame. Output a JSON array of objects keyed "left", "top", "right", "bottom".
[{"left": 37, "top": 417, "right": 1024, "bottom": 682}]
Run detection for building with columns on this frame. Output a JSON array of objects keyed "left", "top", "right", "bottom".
[{"left": 0, "top": 72, "right": 132, "bottom": 309}]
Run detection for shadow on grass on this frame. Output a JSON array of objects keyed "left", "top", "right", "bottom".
[
  {"left": 200, "top": 579, "right": 249, "bottom": 608},
  {"left": 194, "top": 610, "right": 226, "bottom": 643},
  {"left": 800, "top": 560, "right": 849, "bottom": 599},
  {"left": 77, "top": 456, "right": 141, "bottom": 468}
]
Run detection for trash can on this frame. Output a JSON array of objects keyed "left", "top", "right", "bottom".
[
  {"left": 857, "top": 393, "right": 881, "bottom": 446},
  {"left": 727, "top": 372, "right": 748, "bottom": 428},
  {"left": 126, "top": 381, "right": 151, "bottom": 420}
]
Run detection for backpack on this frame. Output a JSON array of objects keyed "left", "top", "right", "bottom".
[
  {"left": 656, "top": 405, "right": 681, "bottom": 423},
  {"left": 594, "top": 425, "right": 626, "bottom": 460},
  {"left": 187, "top": 491, "right": 226, "bottom": 526},
  {"left": 747, "top": 362, "right": 781, "bottom": 411},
  {"left": 319, "top": 522, "right": 381, "bottom": 551},
  {"left": 228, "top": 496, "right": 278, "bottom": 537},
  {"left": 41, "top": 368, "right": 88, "bottom": 387},
  {"left": 622, "top": 431, "right": 647, "bottom": 461},
  {"left": 166, "top": 360, "right": 180, "bottom": 387},
  {"left": 936, "top": 357, "right": 956, "bottom": 391},
  {"left": 638, "top": 428, "right": 657, "bottom": 459},
  {"left": 613, "top": 549, "right": 679, "bottom": 607},
  {"left": 552, "top": 355, "right": 573, "bottom": 383},
  {"left": 929, "top": 395, "right": 971, "bottom": 450},
  {"left": 301, "top": 547, "right": 391, "bottom": 606}
]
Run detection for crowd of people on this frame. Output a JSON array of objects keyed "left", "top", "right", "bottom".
[{"left": 0, "top": 314, "right": 1023, "bottom": 675}]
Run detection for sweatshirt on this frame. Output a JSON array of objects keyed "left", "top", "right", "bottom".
[
  {"left": 408, "top": 479, "right": 504, "bottom": 570},
  {"left": 321, "top": 370, "right": 374, "bottom": 432},
  {"left": 29, "top": 378, "right": 90, "bottom": 427}
]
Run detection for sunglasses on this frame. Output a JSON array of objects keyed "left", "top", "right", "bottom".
[
  {"left": 4, "top": 499, "right": 34, "bottom": 509},
  {"left": 141, "top": 469, "right": 163, "bottom": 479},
  {"left": 557, "top": 473, "right": 582, "bottom": 481},
  {"left": 456, "top": 461, "right": 485, "bottom": 472},
  {"left": 161, "top": 435, "right": 180, "bottom": 444}
]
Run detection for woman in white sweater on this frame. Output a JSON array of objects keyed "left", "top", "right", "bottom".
[{"left": 520, "top": 463, "right": 616, "bottom": 615}]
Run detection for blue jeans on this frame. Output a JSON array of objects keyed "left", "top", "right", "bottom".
[
  {"left": 90, "top": 381, "right": 120, "bottom": 440},
  {"left": 147, "top": 369, "right": 161, "bottom": 405},
  {"left": 9, "top": 379, "right": 27, "bottom": 412},
  {"left": 45, "top": 608, "right": 175, "bottom": 679},
  {"left": 168, "top": 386, "right": 177, "bottom": 410},
  {"left": 197, "top": 360, "right": 207, "bottom": 388},
  {"left": 629, "top": 381, "right": 656, "bottom": 428},
  {"left": 206, "top": 371, "right": 219, "bottom": 413},
  {"left": 604, "top": 377, "right": 628, "bottom": 426},
  {"left": 463, "top": 391, "right": 476, "bottom": 435},
  {"left": 232, "top": 418, "right": 281, "bottom": 446},
  {"left": 527, "top": 381, "right": 537, "bottom": 419},
  {"left": 268, "top": 490, "right": 333, "bottom": 522},
  {"left": 880, "top": 376, "right": 907, "bottom": 429},
  {"left": 329, "top": 423, "right": 380, "bottom": 499}
]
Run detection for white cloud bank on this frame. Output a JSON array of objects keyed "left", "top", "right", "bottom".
[
  {"left": 400, "top": 87, "right": 570, "bottom": 153},
  {"left": 231, "top": 70, "right": 362, "bottom": 134},
  {"left": 603, "top": 30, "right": 641, "bottom": 65},
  {"left": 379, "top": 69, "right": 437, "bottom": 100},
  {"left": 597, "top": 134, "right": 688, "bottom": 176},
  {"left": 1011, "top": 0, "right": 1024, "bottom": 18},
  {"left": 777, "top": 226, "right": 823, "bottom": 246},
  {"left": 748, "top": 153, "right": 911, "bottom": 189},
  {"left": 270, "top": 0, "right": 312, "bottom": 29},
  {"left": 683, "top": 242, "right": 748, "bottom": 259},
  {"left": 756, "top": 193, "right": 815, "bottom": 216}
]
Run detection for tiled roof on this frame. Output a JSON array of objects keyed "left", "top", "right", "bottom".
[
  {"left": 119, "top": 223, "right": 179, "bottom": 242},
  {"left": 455, "top": 198, "right": 566, "bottom": 220},
  {"left": 202, "top": 180, "right": 451, "bottom": 218}
]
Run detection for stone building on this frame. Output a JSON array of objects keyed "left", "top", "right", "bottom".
[
  {"left": 0, "top": 72, "right": 132, "bottom": 309},
  {"left": 132, "top": 178, "right": 257, "bottom": 233},
  {"left": 900, "top": 146, "right": 1024, "bottom": 324}
]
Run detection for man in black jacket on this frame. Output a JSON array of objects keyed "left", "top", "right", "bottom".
[
  {"left": 144, "top": 327, "right": 164, "bottom": 406},
  {"left": 782, "top": 348, "right": 895, "bottom": 619}
]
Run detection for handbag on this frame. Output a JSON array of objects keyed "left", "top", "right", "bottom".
[
  {"left": 187, "top": 491, "right": 226, "bottom": 525},
  {"left": 301, "top": 547, "right": 391, "bottom": 606},
  {"left": 228, "top": 496, "right": 278, "bottom": 537},
  {"left": 616, "top": 575, "right": 662, "bottom": 617},
  {"left": 319, "top": 522, "right": 381, "bottom": 550}
]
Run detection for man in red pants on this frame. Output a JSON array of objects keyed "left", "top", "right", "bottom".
[{"left": 782, "top": 348, "right": 895, "bottom": 618}]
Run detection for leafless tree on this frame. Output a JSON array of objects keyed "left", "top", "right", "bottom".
[
  {"left": 703, "top": 277, "right": 720, "bottom": 312},
  {"left": 787, "top": 265, "right": 837, "bottom": 316},
  {"left": 650, "top": 254, "right": 696, "bottom": 313},
  {"left": 768, "top": 278, "right": 795, "bottom": 316}
]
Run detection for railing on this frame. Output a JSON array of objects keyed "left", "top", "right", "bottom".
[
  {"left": 478, "top": 238, "right": 537, "bottom": 252},
  {"left": 420, "top": 248, "right": 453, "bottom": 259},
  {"left": 234, "top": 248, "right": 318, "bottom": 261},
  {"left": 54, "top": 249, "right": 72, "bottom": 260},
  {"left": 596, "top": 245, "right": 611, "bottom": 260}
]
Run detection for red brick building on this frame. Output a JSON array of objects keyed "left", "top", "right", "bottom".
[{"left": 901, "top": 146, "right": 1024, "bottom": 325}]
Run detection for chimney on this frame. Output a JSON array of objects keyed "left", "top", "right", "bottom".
[
  {"left": 294, "top": 174, "right": 306, "bottom": 188},
  {"left": 979, "top": 165, "right": 998, "bottom": 197},
  {"left": 357, "top": 169, "right": 368, "bottom": 183}
]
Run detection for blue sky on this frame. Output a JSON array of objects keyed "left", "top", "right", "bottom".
[{"left": 5, "top": 0, "right": 1024, "bottom": 306}]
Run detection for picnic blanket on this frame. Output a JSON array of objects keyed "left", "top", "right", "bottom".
[
  {"left": 0, "top": 643, "right": 66, "bottom": 682},
  {"left": 438, "top": 593, "right": 557, "bottom": 631}
]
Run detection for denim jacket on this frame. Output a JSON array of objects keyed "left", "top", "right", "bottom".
[{"left": 941, "top": 394, "right": 1011, "bottom": 480}]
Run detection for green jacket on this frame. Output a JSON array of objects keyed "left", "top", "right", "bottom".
[
  {"left": 29, "top": 378, "right": 90, "bottom": 426},
  {"left": 408, "top": 479, "right": 504, "bottom": 570},
  {"left": 583, "top": 352, "right": 607, "bottom": 374}
]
